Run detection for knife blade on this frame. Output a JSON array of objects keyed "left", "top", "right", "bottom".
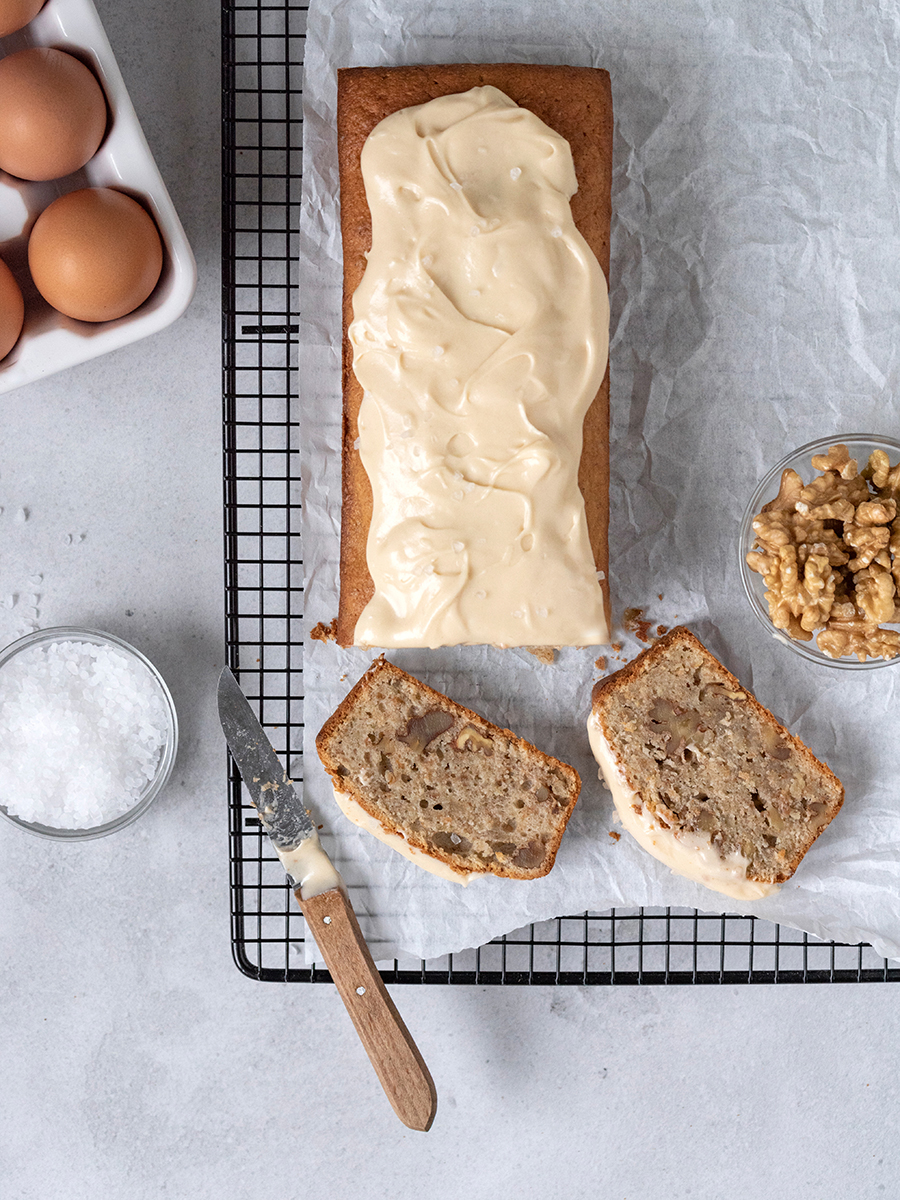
[{"left": 217, "top": 667, "right": 437, "bottom": 1132}]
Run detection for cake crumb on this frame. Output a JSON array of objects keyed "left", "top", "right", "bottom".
[
  {"left": 608, "top": 830, "right": 621, "bottom": 842},
  {"left": 594, "top": 655, "right": 607, "bottom": 671},
  {"left": 527, "top": 646, "right": 556, "bottom": 664},
  {"left": 624, "top": 607, "right": 653, "bottom": 643},
  {"left": 310, "top": 618, "right": 338, "bottom": 643},
  {"left": 656, "top": 625, "right": 669, "bottom": 637},
  {"left": 610, "top": 642, "right": 622, "bottom": 653}
]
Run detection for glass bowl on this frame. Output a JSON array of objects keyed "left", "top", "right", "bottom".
[
  {"left": 739, "top": 434, "right": 900, "bottom": 670},
  {"left": 0, "top": 627, "right": 178, "bottom": 839}
]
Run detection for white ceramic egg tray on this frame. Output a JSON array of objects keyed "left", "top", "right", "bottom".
[{"left": 0, "top": 0, "right": 196, "bottom": 394}]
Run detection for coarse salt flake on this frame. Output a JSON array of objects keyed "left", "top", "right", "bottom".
[{"left": 0, "top": 640, "right": 170, "bottom": 830}]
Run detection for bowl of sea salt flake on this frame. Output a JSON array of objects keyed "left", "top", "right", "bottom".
[{"left": 0, "top": 627, "right": 178, "bottom": 839}]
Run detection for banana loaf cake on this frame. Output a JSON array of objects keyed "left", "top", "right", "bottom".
[
  {"left": 337, "top": 64, "right": 613, "bottom": 649},
  {"left": 316, "top": 657, "right": 581, "bottom": 882},
  {"left": 588, "top": 627, "right": 844, "bottom": 900}
]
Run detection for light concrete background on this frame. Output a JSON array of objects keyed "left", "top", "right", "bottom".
[{"left": 1, "top": 2, "right": 899, "bottom": 1198}]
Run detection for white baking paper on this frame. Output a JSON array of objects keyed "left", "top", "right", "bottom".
[{"left": 297, "top": 0, "right": 900, "bottom": 964}]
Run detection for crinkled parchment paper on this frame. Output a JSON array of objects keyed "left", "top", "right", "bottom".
[{"left": 297, "top": 0, "right": 900, "bottom": 964}]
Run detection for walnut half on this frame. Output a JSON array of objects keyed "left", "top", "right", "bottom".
[{"left": 455, "top": 726, "right": 494, "bottom": 755}]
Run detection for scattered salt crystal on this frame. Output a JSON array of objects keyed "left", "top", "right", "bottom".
[
  {"left": 14, "top": 508, "right": 27, "bottom": 523},
  {"left": 550, "top": 226, "right": 563, "bottom": 238},
  {"left": 452, "top": 541, "right": 465, "bottom": 553},
  {"left": 510, "top": 167, "right": 522, "bottom": 180},
  {"left": 0, "top": 640, "right": 170, "bottom": 830},
  {"left": 432, "top": 345, "right": 444, "bottom": 358}
]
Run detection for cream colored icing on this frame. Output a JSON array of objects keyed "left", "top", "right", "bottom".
[
  {"left": 276, "top": 831, "right": 344, "bottom": 900},
  {"left": 587, "top": 713, "right": 779, "bottom": 902},
  {"left": 332, "top": 788, "right": 476, "bottom": 886},
  {"left": 350, "top": 85, "right": 610, "bottom": 649}
]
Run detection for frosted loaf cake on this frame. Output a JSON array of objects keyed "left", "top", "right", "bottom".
[
  {"left": 336, "top": 65, "right": 613, "bottom": 649},
  {"left": 316, "top": 657, "right": 581, "bottom": 882},
  {"left": 588, "top": 628, "right": 845, "bottom": 900}
]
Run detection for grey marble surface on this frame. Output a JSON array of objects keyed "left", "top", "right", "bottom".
[{"left": 1, "top": 2, "right": 899, "bottom": 1197}]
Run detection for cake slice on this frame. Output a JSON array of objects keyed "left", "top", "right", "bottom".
[
  {"left": 587, "top": 628, "right": 844, "bottom": 900},
  {"left": 316, "top": 657, "right": 581, "bottom": 882}
]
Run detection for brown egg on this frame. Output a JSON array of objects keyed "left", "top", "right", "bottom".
[
  {"left": 0, "top": 47, "right": 107, "bottom": 181},
  {"left": 0, "top": 255, "right": 25, "bottom": 361},
  {"left": 28, "top": 188, "right": 164, "bottom": 322},
  {"left": 0, "top": 0, "right": 45, "bottom": 38}
]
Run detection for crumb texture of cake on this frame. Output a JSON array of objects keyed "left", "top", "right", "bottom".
[
  {"left": 316, "top": 657, "right": 581, "bottom": 881},
  {"left": 588, "top": 628, "right": 844, "bottom": 899}
]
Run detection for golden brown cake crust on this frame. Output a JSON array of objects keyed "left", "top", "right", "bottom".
[
  {"left": 316, "top": 656, "right": 581, "bottom": 880},
  {"left": 591, "top": 627, "right": 845, "bottom": 883},
  {"left": 336, "top": 63, "right": 614, "bottom": 646}
]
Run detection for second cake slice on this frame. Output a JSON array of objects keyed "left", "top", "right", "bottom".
[
  {"left": 588, "top": 628, "right": 845, "bottom": 900},
  {"left": 316, "top": 657, "right": 581, "bottom": 882}
]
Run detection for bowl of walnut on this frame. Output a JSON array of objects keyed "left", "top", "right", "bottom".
[{"left": 740, "top": 434, "right": 900, "bottom": 668}]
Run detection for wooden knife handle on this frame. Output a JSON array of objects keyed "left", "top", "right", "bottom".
[{"left": 297, "top": 886, "right": 438, "bottom": 1132}]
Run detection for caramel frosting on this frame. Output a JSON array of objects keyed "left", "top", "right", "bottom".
[
  {"left": 587, "top": 713, "right": 779, "bottom": 902},
  {"left": 350, "top": 85, "right": 610, "bottom": 648},
  {"left": 276, "top": 829, "right": 344, "bottom": 900},
  {"left": 332, "top": 789, "right": 476, "bottom": 886}
]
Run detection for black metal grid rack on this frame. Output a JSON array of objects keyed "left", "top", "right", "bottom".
[{"left": 220, "top": 0, "right": 900, "bottom": 985}]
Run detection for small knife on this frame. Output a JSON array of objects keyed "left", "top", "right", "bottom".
[{"left": 217, "top": 666, "right": 437, "bottom": 1132}]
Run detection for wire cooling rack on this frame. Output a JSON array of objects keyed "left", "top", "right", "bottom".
[{"left": 220, "top": 0, "right": 900, "bottom": 985}]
